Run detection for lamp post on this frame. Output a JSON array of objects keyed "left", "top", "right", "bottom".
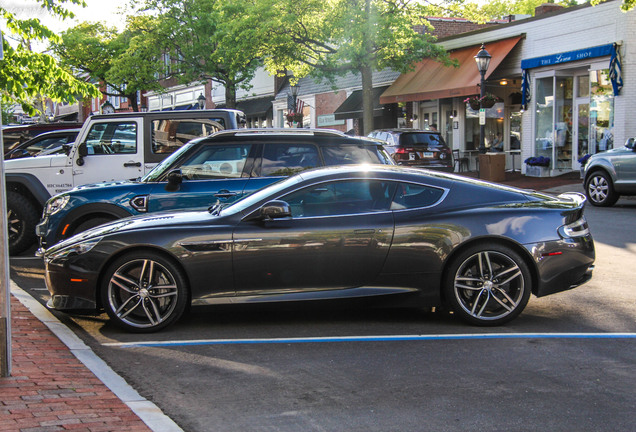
[
  {"left": 197, "top": 93, "right": 206, "bottom": 110},
  {"left": 475, "top": 43, "right": 491, "bottom": 154}
]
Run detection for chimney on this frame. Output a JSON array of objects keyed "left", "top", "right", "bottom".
[{"left": 535, "top": 3, "right": 564, "bottom": 16}]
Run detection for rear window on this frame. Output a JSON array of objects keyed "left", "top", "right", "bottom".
[
  {"left": 322, "top": 144, "right": 392, "bottom": 165},
  {"left": 398, "top": 133, "right": 447, "bottom": 149},
  {"left": 152, "top": 118, "right": 226, "bottom": 155}
]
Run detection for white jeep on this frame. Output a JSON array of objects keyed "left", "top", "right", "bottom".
[{"left": 4, "top": 109, "right": 245, "bottom": 254}]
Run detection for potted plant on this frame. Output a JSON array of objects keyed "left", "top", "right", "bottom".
[
  {"left": 525, "top": 156, "right": 551, "bottom": 177},
  {"left": 286, "top": 112, "right": 304, "bottom": 124},
  {"left": 464, "top": 93, "right": 500, "bottom": 110}
]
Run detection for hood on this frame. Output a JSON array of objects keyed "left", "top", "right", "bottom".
[
  {"left": 71, "top": 179, "right": 140, "bottom": 191},
  {"left": 3, "top": 153, "right": 67, "bottom": 170},
  {"left": 45, "top": 209, "right": 220, "bottom": 253}
]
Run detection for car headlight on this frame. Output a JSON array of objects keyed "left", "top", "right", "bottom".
[
  {"left": 44, "top": 195, "right": 70, "bottom": 216},
  {"left": 45, "top": 237, "right": 102, "bottom": 263}
]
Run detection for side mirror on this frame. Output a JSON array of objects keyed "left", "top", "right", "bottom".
[
  {"left": 76, "top": 142, "right": 88, "bottom": 166},
  {"left": 248, "top": 200, "right": 291, "bottom": 222},
  {"left": 165, "top": 169, "right": 183, "bottom": 192},
  {"left": 626, "top": 137, "right": 636, "bottom": 151}
]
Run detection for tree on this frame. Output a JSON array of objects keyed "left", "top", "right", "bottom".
[
  {"left": 259, "top": 0, "right": 451, "bottom": 135},
  {"left": 140, "top": 0, "right": 266, "bottom": 108},
  {"left": 51, "top": 18, "right": 167, "bottom": 112},
  {"left": 0, "top": 0, "right": 100, "bottom": 116}
]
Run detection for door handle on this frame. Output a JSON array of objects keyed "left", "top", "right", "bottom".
[
  {"left": 353, "top": 229, "right": 375, "bottom": 235},
  {"left": 124, "top": 162, "right": 142, "bottom": 167},
  {"left": 214, "top": 191, "right": 238, "bottom": 198}
]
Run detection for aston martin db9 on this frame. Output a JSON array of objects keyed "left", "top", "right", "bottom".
[{"left": 43, "top": 165, "right": 595, "bottom": 332}]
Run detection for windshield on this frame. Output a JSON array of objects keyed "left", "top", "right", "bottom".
[
  {"left": 140, "top": 140, "right": 199, "bottom": 182},
  {"left": 219, "top": 175, "right": 303, "bottom": 217}
]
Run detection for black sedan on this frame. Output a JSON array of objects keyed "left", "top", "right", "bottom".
[{"left": 43, "top": 166, "right": 595, "bottom": 332}]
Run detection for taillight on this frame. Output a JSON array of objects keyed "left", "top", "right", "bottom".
[{"left": 559, "top": 216, "right": 590, "bottom": 238}]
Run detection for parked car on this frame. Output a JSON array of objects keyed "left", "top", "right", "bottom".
[
  {"left": 4, "top": 128, "right": 81, "bottom": 160},
  {"left": 36, "top": 129, "right": 394, "bottom": 252},
  {"left": 43, "top": 164, "right": 595, "bottom": 332},
  {"left": 4, "top": 109, "right": 244, "bottom": 255},
  {"left": 368, "top": 129, "right": 453, "bottom": 172},
  {"left": 2, "top": 122, "right": 84, "bottom": 153},
  {"left": 583, "top": 137, "right": 636, "bottom": 206}
]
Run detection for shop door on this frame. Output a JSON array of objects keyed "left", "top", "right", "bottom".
[
  {"left": 574, "top": 101, "right": 589, "bottom": 169},
  {"left": 419, "top": 106, "right": 438, "bottom": 131}
]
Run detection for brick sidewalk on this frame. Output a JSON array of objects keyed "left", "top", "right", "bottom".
[{"left": 1, "top": 295, "right": 151, "bottom": 432}]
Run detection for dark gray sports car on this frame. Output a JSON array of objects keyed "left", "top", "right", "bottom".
[{"left": 44, "top": 165, "right": 595, "bottom": 332}]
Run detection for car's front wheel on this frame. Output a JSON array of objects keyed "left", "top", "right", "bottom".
[
  {"left": 444, "top": 243, "right": 531, "bottom": 326},
  {"left": 101, "top": 251, "right": 189, "bottom": 332},
  {"left": 585, "top": 171, "right": 619, "bottom": 207}
]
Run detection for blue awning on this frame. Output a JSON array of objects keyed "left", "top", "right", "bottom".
[{"left": 521, "top": 43, "right": 623, "bottom": 107}]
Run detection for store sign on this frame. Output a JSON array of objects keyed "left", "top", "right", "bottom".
[
  {"left": 521, "top": 44, "right": 613, "bottom": 69},
  {"left": 318, "top": 114, "right": 345, "bottom": 127}
]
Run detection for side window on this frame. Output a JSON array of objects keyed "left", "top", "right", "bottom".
[
  {"left": 85, "top": 122, "right": 137, "bottom": 154},
  {"left": 322, "top": 144, "right": 387, "bottom": 165},
  {"left": 261, "top": 143, "right": 320, "bottom": 177},
  {"left": 391, "top": 183, "right": 444, "bottom": 210},
  {"left": 282, "top": 180, "right": 397, "bottom": 217},
  {"left": 179, "top": 144, "right": 251, "bottom": 179},
  {"left": 152, "top": 118, "right": 225, "bottom": 155}
]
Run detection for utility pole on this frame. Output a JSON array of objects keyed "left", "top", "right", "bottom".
[{"left": 0, "top": 30, "right": 12, "bottom": 377}]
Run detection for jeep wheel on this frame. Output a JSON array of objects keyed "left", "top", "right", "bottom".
[{"left": 7, "top": 191, "right": 39, "bottom": 255}]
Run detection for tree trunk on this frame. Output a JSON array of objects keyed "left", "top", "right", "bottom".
[
  {"left": 127, "top": 94, "right": 139, "bottom": 112},
  {"left": 225, "top": 82, "right": 236, "bottom": 109},
  {"left": 361, "top": 65, "right": 374, "bottom": 136}
]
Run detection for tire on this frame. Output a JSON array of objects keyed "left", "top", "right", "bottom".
[
  {"left": 444, "top": 243, "right": 531, "bottom": 326},
  {"left": 585, "top": 171, "right": 619, "bottom": 207},
  {"left": 101, "top": 251, "right": 189, "bottom": 332},
  {"left": 7, "top": 191, "right": 40, "bottom": 255}
]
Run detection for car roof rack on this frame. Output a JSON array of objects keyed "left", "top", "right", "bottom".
[{"left": 211, "top": 128, "right": 348, "bottom": 138}]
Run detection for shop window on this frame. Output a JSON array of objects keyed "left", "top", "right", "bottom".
[
  {"left": 534, "top": 77, "right": 554, "bottom": 163},
  {"left": 589, "top": 70, "right": 614, "bottom": 153},
  {"left": 464, "top": 102, "right": 504, "bottom": 151}
]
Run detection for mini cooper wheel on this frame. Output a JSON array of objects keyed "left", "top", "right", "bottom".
[
  {"left": 101, "top": 251, "right": 188, "bottom": 332},
  {"left": 444, "top": 244, "right": 531, "bottom": 326},
  {"left": 585, "top": 171, "right": 619, "bottom": 207}
]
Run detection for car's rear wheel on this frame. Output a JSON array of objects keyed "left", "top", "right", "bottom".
[
  {"left": 101, "top": 251, "right": 189, "bottom": 332},
  {"left": 444, "top": 244, "right": 531, "bottom": 326},
  {"left": 585, "top": 171, "right": 619, "bottom": 207}
]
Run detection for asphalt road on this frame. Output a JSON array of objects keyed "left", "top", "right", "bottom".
[{"left": 9, "top": 188, "right": 636, "bottom": 432}]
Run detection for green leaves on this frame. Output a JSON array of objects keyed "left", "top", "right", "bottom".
[{"left": 1, "top": 0, "right": 99, "bottom": 115}]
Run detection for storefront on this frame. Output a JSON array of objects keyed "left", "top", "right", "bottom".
[{"left": 522, "top": 43, "right": 621, "bottom": 173}]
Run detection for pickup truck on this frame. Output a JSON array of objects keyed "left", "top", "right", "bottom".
[{"left": 4, "top": 109, "right": 245, "bottom": 254}]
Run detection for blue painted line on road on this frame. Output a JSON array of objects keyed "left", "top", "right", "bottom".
[{"left": 103, "top": 333, "right": 636, "bottom": 349}]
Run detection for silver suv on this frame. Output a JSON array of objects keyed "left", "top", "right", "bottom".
[{"left": 583, "top": 137, "right": 636, "bottom": 206}]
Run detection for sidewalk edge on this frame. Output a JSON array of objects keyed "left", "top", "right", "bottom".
[{"left": 10, "top": 280, "right": 184, "bottom": 432}]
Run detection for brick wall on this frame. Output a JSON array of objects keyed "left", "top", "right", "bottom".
[
  {"left": 415, "top": 18, "right": 503, "bottom": 39},
  {"left": 315, "top": 90, "right": 348, "bottom": 132}
]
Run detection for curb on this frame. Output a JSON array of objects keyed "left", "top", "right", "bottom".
[{"left": 10, "top": 281, "right": 184, "bottom": 432}]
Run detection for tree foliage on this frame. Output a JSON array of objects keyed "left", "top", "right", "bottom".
[
  {"left": 0, "top": 0, "right": 99, "bottom": 116},
  {"left": 51, "top": 18, "right": 167, "bottom": 111},
  {"left": 258, "top": 0, "right": 451, "bottom": 134},
  {"left": 139, "top": 0, "right": 266, "bottom": 108}
]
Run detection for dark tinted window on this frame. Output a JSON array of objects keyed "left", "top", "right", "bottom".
[
  {"left": 261, "top": 143, "right": 320, "bottom": 176},
  {"left": 283, "top": 180, "right": 397, "bottom": 217},
  {"left": 391, "top": 183, "right": 444, "bottom": 210},
  {"left": 322, "top": 144, "right": 390, "bottom": 165},
  {"left": 398, "top": 132, "right": 447, "bottom": 149}
]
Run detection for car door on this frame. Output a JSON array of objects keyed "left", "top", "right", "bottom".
[
  {"left": 73, "top": 119, "right": 144, "bottom": 186},
  {"left": 232, "top": 179, "right": 396, "bottom": 294},
  {"left": 145, "top": 142, "right": 256, "bottom": 213}
]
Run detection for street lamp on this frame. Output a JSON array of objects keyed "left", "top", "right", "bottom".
[
  {"left": 197, "top": 93, "right": 206, "bottom": 110},
  {"left": 475, "top": 43, "right": 491, "bottom": 154}
]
